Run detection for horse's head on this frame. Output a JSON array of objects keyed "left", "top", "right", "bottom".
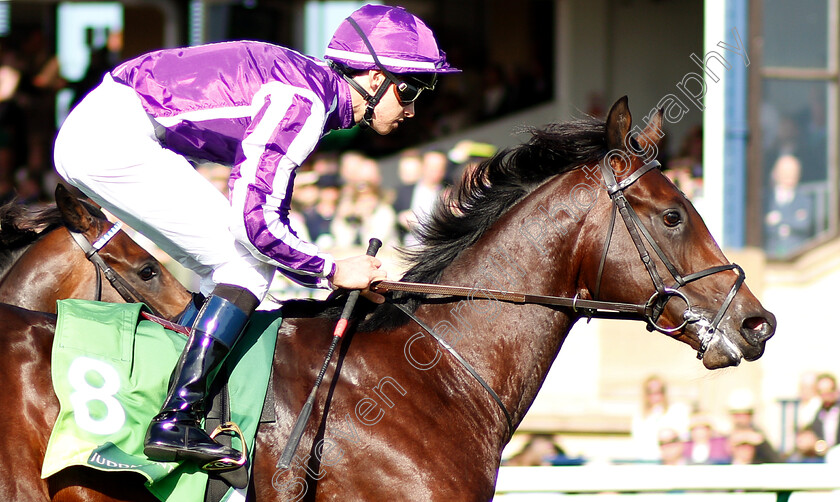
[
  {"left": 53, "top": 184, "right": 192, "bottom": 319},
  {"left": 581, "top": 97, "right": 775, "bottom": 369}
]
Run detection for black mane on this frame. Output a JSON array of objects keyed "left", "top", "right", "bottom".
[
  {"left": 360, "top": 118, "right": 609, "bottom": 331},
  {"left": 0, "top": 198, "right": 106, "bottom": 280}
]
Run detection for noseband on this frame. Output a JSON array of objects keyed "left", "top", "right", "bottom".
[
  {"left": 69, "top": 221, "right": 164, "bottom": 318},
  {"left": 594, "top": 158, "right": 745, "bottom": 359}
]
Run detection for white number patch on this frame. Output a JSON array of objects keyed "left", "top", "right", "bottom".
[{"left": 67, "top": 356, "right": 126, "bottom": 435}]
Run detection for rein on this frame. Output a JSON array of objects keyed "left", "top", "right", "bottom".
[
  {"left": 371, "top": 158, "right": 748, "bottom": 437},
  {"left": 377, "top": 160, "right": 746, "bottom": 359},
  {"left": 68, "top": 221, "right": 165, "bottom": 318},
  {"left": 373, "top": 280, "right": 649, "bottom": 320},
  {"left": 393, "top": 303, "right": 515, "bottom": 440}
]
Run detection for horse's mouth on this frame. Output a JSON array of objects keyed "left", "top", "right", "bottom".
[
  {"left": 700, "top": 317, "right": 773, "bottom": 369},
  {"left": 701, "top": 332, "right": 744, "bottom": 369}
]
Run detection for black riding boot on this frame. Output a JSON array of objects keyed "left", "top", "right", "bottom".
[
  {"left": 144, "top": 285, "right": 258, "bottom": 467},
  {"left": 174, "top": 292, "right": 205, "bottom": 327}
]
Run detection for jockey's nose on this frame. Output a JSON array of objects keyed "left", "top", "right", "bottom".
[{"left": 404, "top": 101, "right": 415, "bottom": 118}]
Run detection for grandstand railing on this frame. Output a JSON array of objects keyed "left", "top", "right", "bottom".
[{"left": 494, "top": 464, "right": 839, "bottom": 501}]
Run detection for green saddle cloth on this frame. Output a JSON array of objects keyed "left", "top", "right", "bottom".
[{"left": 42, "top": 299, "right": 282, "bottom": 502}]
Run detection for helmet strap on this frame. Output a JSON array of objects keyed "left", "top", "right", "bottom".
[
  {"left": 342, "top": 16, "right": 405, "bottom": 129},
  {"left": 329, "top": 61, "right": 390, "bottom": 129}
]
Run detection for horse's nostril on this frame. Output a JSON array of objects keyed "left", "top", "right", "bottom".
[{"left": 741, "top": 316, "right": 774, "bottom": 344}]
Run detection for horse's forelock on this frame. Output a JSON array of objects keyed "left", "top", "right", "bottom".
[{"left": 0, "top": 196, "right": 106, "bottom": 239}]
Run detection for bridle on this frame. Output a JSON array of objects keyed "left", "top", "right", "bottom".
[
  {"left": 594, "top": 157, "right": 745, "bottom": 360},
  {"left": 371, "top": 156, "right": 748, "bottom": 438},
  {"left": 68, "top": 220, "right": 165, "bottom": 318},
  {"left": 376, "top": 158, "right": 746, "bottom": 360}
]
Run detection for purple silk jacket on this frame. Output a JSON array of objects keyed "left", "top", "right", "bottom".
[{"left": 111, "top": 41, "right": 355, "bottom": 288}]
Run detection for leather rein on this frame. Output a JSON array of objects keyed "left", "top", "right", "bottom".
[
  {"left": 372, "top": 158, "right": 746, "bottom": 439},
  {"left": 68, "top": 221, "right": 165, "bottom": 319}
]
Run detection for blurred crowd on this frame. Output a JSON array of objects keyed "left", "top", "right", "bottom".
[
  {"left": 504, "top": 371, "right": 840, "bottom": 467},
  {"left": 0, "top": 24, "right": 551, "bottom": 211},
  {"left": 0, "top": 23, "right": 821, "bottom": 263},
  {"left": 274, "top": 141, "right": 492, "bottom": 254},
  {"left": 0, "top": 28, "right": 67, "bottom": 206},
  {"left": 659, "top": 122, "right": 822, "bottom": 261}
]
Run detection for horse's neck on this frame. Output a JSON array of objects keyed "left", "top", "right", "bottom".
[
  {"left": 0, "top": 230, "right": 86, "bottom": 311},
  {"left": 0, "top": 245, "right": 29, "bottom": 284},
  {"left": 423, "top": 173, "right": 588, "bottom": 427}
]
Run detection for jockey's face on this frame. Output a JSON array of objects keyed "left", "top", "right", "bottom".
[
  {"left": 368, "top": 71, "right": 415, "bottom": 135},
  {"left": 352, "top": 70, "right": 416, "bottom": 136}
]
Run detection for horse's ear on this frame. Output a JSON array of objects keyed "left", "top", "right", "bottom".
[
  {"left": 55, "top": 184, "right": 94, "bottom": 233},
  {"left": 605, "top": 96, "right": 632, "bottom": 151}
]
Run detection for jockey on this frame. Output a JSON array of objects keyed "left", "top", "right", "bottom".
[{"left": 53, "top": 4, "right": 458, "bottom": 469}]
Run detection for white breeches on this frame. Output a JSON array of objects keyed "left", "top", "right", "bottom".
[{"left": 54, "top": 75, "right": 274, "bottom": 299}]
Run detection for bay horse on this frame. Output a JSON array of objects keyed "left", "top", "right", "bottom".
[
  {"left": 0, "top": 184, "right": 192, "bottom": 318},
  {"left": 2, "top": 97, "right": 775, "bottom": 501}
]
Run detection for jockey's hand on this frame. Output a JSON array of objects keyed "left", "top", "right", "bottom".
[{"left": 332, "top": 255, "right": 387, "bottom": 304}]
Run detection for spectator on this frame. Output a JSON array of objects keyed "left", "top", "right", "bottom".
[
  {"left": 304, "top": 174, "right": 341, "bottom": 250},
  {"left": 0, "top": 43, "right": 25, "bottom": 183},
  {"left": 401, "top": 148, "right": 450, "bottom": 247},
  {"left": 809, "top": 373, "right": 840, "bottom": 450},
  {"left": 310, "top": 151, "right": 340, "bottom": 178},
  {"left": 355, "top": 155, "right": 382, "bottom": 189},
  {"left": 797, "top": 371, "right": 823, "bottom": 430},
  {"left": 683, "top": 413, "right": 730, "bottom": 465},
  {"left": 504, "top": 433, "right": 568, "bottom": 466},
  {"left": 657, "top": 427, "right": 687, "bottom": 466},
  {"left": 338, "top": 150, "right": 370, "bottom": 187},
  {"left": 70, "top": 29, "right": 123, "bottom": 109},
  {"left": 479, "top": 64, "right": 514, "bottom": 121},
  {"left": 16, "top": 28, "right": 66, "bottom": 174},
  {"left": 332, "top": 182, "right": 397, "bottom": 249},
  {"left": 393, "top": 148, "right": 423, "bottom": 243},
  {"left": 727, "top": 388, "right": 782, "bottom": 463},
  {"left": 13, "top": 167, "right": 45, "bottom": 205},
  {"left": 764, "top": 154, "right": 816, "bottom": 258},
  {"left": 631, "top": 375, "right": 691, "bottom": 462},
  {"left": 665, "top": 125, "right": 703, "bottom": 203},
  {"left": 786, "top": 426, "right": 826, "bottom": 463},
  {"left": 728, "top": 427, "right": 765, "bottom": 465}
]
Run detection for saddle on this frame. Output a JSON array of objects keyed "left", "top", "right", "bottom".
[{"left": 42, "top": 300, "right": 282, "bottom": 502}]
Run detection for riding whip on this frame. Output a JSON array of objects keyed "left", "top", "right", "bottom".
[{"left": 277, "top": 238, "right": 382, "bottom": 469}]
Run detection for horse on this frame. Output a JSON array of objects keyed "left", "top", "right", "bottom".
[
  {"left": 2, "top": 97, "right": 775, "bottom": 501},
  {"left": 0, "top": 184, "right": 192, "bottom": 319}
]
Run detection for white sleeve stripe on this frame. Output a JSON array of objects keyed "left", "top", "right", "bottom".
[
  {"left": 231, "top": 82, "right": 329, "bottom": 273},
  {"left": 153, "top": 104, "right": 254, "bottom": 126}
]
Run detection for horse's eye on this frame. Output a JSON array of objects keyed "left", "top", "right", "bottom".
[
  {"left": 663, "top": 210, "right": 682, "bottom": 227},
  {"left": 139, "top": 265, "right": 158, "bottom": 281}
]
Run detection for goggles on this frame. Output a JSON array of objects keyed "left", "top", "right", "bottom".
[{"left": 391, "top": 74, "right": 437, "bottom": 105}]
